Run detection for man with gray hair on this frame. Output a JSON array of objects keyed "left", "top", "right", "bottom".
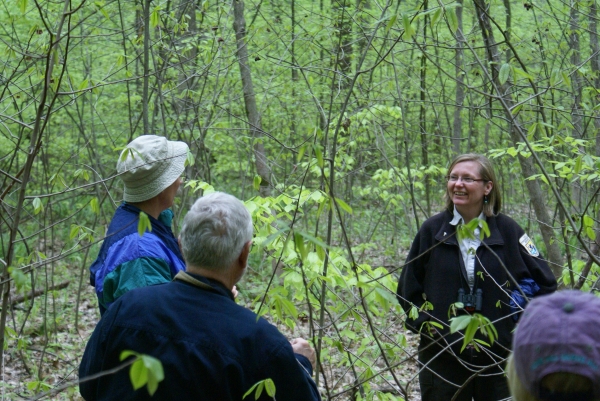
[{"left": 79, "top": 192, "right": 320, "bottom": 400}]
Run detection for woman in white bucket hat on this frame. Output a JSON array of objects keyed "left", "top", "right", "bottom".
[{"left": 89, "top": 135, "right": 189, "bottom": 315}]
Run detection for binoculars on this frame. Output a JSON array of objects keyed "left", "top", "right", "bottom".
[{"left": 458, "top": 288, "right": 483, "bottom": 312}]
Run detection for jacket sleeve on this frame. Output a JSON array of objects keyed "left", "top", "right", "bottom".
[
  {"left": 516, "top": 237, "right": 557, "bottom": 296},
  {"left": 101, "top": 257, "right": 171, "bottom": 309},
  {"left": 261, "top": 343, "right": 321, "bottom": 401},
  {"left": 396, "top": 229, "right": 431, "bottom": 334}
]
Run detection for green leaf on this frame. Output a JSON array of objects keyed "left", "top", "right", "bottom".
[
  {"left": 511, "top": 104, "right": 523, "bottom": 115},
  {"left": 264, "top": 378, "right": 276, "bottom": 397},
  {"left": 116, "top": 54, "right": 125, "bottom": 67},
  {"left": 32, "top": 197, "right": 43, "bottom": 215},
  {"left": 584, "top": 214, "right": 594, "bottom": 227},
  {"left": 294, "top": 231, "right": 307, "bottom": 261},
  {"left": 70, "top": 224, "right": 80, "bottom": 240},
  {"left": 297, "top": 145, "right": 306, "bottom": 163},
  {"left": 402, "top": 14, "right": 415, "bottom": 41},
  {"left": 316, "top": 244, "right": 326, "bottom": 261},
  {"left": 480, "top": 220, "right": 490, "bottom": 238},
  {"left": 314, "top": 144, "right": 324, "bottom": 169},
  {"left": 386, "top": 14, "right": 397, "bottom": 34},
  {"left": 138, "top": 212, "right": 152, "bottom": 237},
  {"left": 450, "top": 315, "right": 471, "bottom": 333},
  {"left": 446, "top": 7, "right": 458, "bottom": 32},
  {"left": 120, "top": 148, "right": 132, "bottom": 162},
  {"left": 19, "top": 0, "right": 28, "bottom": 13},
  {"left": 150, "top": 7, "right": 161, "bottom": 28},
  {"left": 513, "top": 67, "right": 534, "bottom": 80},
  {"left": 409, "top": 305, "right": 419, "bottom": 320},
  {"left": 575, "top": 156, "right": 582, "bottom": 174},
  {"left": 253, "top": 175, "right": 262, "bottom": 191},
  {"left": 8, "top": 267, "right": 27, "bottom": 293},
  {"left": 129, "top": 359, "right": 148, "bottom": 390},
  {"left": 431, "top": 8, "right": 442, "bottom": 28},
  {"left": 527, "top": 122, "right": 538, "bottom": 138},
  {"left": 562, "top": 71, "right": 571, "bottom": 87},
  {"left": 95, "top": 1, "right": 110, "bottom": 19},
  {"left": 486, "top": 318, "right": 498, "bottom": 341},
  {"left": 461, "top": 319, "right": 479, "bottom": 352},
  {"left": 335, "top": 197, "right": 353, "bottom": 214},
  {"left": 90, "top": 197, "right": 100, "bottom": 214},
  {"left": 141, "top": 355, "right": 164, "bottom": 396},
  {"left": 243, "top": 380, "right": 265, "bottom": 400},
  {"left": 499, "top": 63, "right": 511, "bottom": 84},
  {"left": 550, "top": 68, "right": 561, "bottom": 86},
  {"left": 120, "top": 351, "right": 164, "bottom": 395},
  {"left": 280, "top": 298, "right": 299, "bottom": 318},
  {"left": 185, "top": 149, "right": 195, "bottom": 166},
  {"left": 120, "top": 350, "right": 137, "bottom": 360},
  {"left": 254, "top": 381, "right": 265, "bottom": 400},
  {"left": 586, "top": 226, "right": 596, "bottom": 241},
  {"left": 78, "top": 79, "right": 89, "bottom": 91},
  {"left": 295, "top": 230, "right": 330, "bottom": 250}
]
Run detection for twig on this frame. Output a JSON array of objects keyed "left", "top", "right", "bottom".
[{"left": 10, "top": 281, "right": 70, "bottom": 306}]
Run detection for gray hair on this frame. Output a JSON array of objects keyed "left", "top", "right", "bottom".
[{"left": 179, "top": 192, "right": 253, "bottom": 271}]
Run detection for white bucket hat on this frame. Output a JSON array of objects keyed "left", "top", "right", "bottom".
[{"left": 116, "top": 135, "right": 189, "bottom": 202}]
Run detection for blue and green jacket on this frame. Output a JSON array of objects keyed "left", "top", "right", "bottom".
[{"left": 89, "top": 203, "right": 186, "bottom": 314}]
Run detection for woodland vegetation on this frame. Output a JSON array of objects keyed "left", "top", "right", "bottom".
[{"left": 2, "top": 0, "right": 600, "bottom": 399}]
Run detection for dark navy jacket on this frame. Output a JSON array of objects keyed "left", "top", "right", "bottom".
[
  {"left": 79, "top": 272, "right": 320, "bottom": 401},
  {"left": 397, "top": 211, "right": 557, "bottom": 359}
]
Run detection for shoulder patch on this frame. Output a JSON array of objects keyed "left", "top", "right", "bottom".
[{"left": 519, "top": 234, "right": 540, "bottom": 257}]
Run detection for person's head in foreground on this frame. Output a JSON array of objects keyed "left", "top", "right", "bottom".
[
  {"left": 179, "top": 191, "right": 254, "bottom": 287},
  {"left": 507, "top": 290, "right": 600, "bottom": 401},
  {"left": 117, "top": 135, "right": 188, "bottom": 216}
]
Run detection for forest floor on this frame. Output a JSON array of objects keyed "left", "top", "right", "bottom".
[{"left": 1, "top": 275, "right": 422, "bottom": 401}]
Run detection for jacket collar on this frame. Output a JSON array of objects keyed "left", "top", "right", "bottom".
[
  {"left": 174, "top": 271, "right": 235, "bottom": 300},
  {"left": 435, "top": 210, "right": 504, "bottom": 246}
]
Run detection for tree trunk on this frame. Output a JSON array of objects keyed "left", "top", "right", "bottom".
[
  {"left": 473, "top": 0, "right": 563, "bottom": 275},
  {"left": 452, "top": 0, "right": 465, "bottom": 155},
  {"left": 569, "top": 0, "right": 584, "bottom": 208},
  {"left": 591, "top": 0, "right": 600, "bottom": 156},
  {"left": 333, "top": 0, "right": 352, "bottom": 88},
  {"left": 143, "top": 0, "right": 151, "bottom": 134},
  {"left": 420, "top": 0, "right": 431, "bottom": 216},
  {"left": 232, "top": 0, "right": 271, "bottom": 197}
]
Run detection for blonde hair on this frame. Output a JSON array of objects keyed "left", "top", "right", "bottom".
[
  {"left": 443, "top": 153, "right": 501, "bottom": 216},
  {"left": 506, "top": 354, "right": 597, "bottom": 401}
]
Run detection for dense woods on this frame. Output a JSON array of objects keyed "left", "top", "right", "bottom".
[{"left": 2, "top": 0, "right": 600, "bottom": 399}]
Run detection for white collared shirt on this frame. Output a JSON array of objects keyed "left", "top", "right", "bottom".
[{"left": 450, "top": 206, "right": 486, "bottom": 289}]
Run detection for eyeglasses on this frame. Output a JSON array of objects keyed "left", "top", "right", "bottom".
[{"left": 446, "top": 175, "right": 489, "bottom": 184}]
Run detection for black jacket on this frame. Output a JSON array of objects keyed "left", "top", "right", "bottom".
[{"left": 397, "top": 211, "right": 557, "bottom": 359}]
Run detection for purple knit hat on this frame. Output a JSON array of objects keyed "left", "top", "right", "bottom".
[{"left": 512, "top": 290, "right": 600, "bottom": 401}]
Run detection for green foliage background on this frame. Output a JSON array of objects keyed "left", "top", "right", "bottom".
[{"left": 2, "top": 0, "right": 600, "bottom": 399}]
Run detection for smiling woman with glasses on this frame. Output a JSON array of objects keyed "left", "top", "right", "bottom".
[{"left": 396, "top": 153, "right": 557, "bottom": 401}]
